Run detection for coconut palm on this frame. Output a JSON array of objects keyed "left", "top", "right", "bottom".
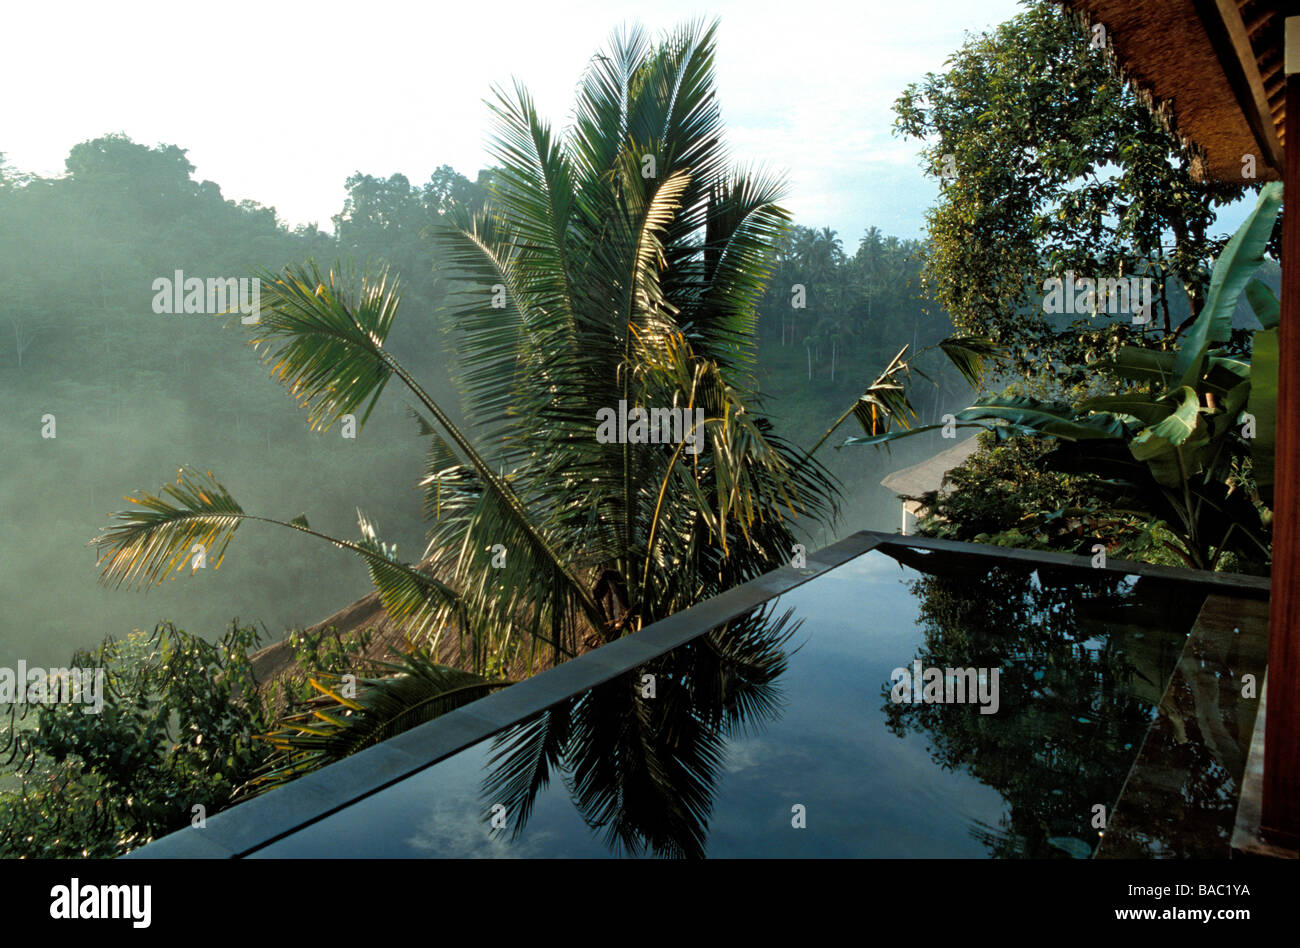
[{"left": 92, "top": 19, "right": 837, "bottom": 774}]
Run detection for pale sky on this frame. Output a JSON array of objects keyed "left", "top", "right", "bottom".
[{"left": 2, "top": 0, "right": 1028, "bottom": 243}]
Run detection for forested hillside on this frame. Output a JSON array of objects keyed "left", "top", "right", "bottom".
[{"left": 0, "top": 135, "right": 951, "bottom": 666}]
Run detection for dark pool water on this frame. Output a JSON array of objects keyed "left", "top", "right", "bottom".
[{"left": 250, "top": 544, "right": 1205, "bottom": 858}]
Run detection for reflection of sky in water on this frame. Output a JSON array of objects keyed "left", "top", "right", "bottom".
[{"left": 252, "top": 549, "right": 1193, "bottom": 859}]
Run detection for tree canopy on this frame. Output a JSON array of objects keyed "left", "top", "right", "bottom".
[{"left": 893, "top": 0, "right": 1249, "bottom": 385}]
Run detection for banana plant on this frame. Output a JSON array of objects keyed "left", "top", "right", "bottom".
[{"left": 839, "top": 182, "right": 1282, "bottom": 571}]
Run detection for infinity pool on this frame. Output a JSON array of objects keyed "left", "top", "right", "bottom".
[{"left": 249, "top": 543, "right": 1209, "bottom": 858}]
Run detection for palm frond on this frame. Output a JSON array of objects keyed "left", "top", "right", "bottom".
[
  {"left": 352, "top": 510, "right": 467, "bottom": 644},
  {"left": 91, "top": 467, "right": 465, "bottom": 643},
  {"left": 936, "top": 335, "right": 1004, "bottom": 389},
  {"left": 480, "top": 705, "right": 572, "bottom": 840},
  {"left": 91, "top": 466, "right": 244, "bottom": 589},
  {"left": 250, "top": 647, "right": 510, "bottom": 794},
  {"left": 249, "top": 260, "right": 400, "bottom": 432},
  {"left": 813, "top": 345, "right": 918, "bottom": 453}
]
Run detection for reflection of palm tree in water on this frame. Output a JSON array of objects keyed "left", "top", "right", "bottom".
[{"left": 480, "top": 605, "right": 799, "bottom": 859}]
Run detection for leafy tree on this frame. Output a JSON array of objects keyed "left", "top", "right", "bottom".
[
  {"left": 424, "top": 164, "right": 490, "bottom": 220},
  {"left": 851, "top": 184, "right": 1281, "bottom": 572},
  {"left": 64, "top": 134, "right": 204, "bottom": 229},
  {"left": 893, "top": 0, "right": 1247, "bottom": 382},
  {"left": 0, "top": 618, "right": 394, "bottom": 856},
  {"left": 0, "top": 622, "right": 273, "bottom": 857},
  {"left": 757, "top": 224, "right": 940, "bottom": 394}
]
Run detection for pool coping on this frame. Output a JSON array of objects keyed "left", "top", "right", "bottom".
[
  {"left": 1099, "top": 592, "right": 1272, "bottom": 857},
  {"left": 1231, "top": 676, "right": 1300, "bottom": 858},
  {"left": 124, "top": 530, "right": 1271, "bottom": 859}
]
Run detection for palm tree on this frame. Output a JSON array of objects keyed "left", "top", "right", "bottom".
[
  {"left": 92, "top": 19, "right": 837, "bottom": 776},
  {"left": 856, "top": 226, "right": 883, "bottom": 320},
  {"left": 817, "top": 227, "right": 844, "bottom": 266}
]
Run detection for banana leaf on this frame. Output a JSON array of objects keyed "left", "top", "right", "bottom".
[
  {"left": 1249, "top": 327, "right": 1279, "bottom": 504},
  {"left": 1246, "top": 278, "right": 1280, "bottom": 330},
  {"left": 1174, "top": 182, "right": 1282, "bottom": 387},
  {"left": 1099, "top": 347, "right": 1177, "bottom": 387},
  {"left": 955, "top": 397, "right": 1127, "bottom": 440},
  {"left": 1076, "top": 392, "right": 1173, "bottom": 427},
  {"left": 1130, "top": 386, "right": 1207, "bottom": 462}
]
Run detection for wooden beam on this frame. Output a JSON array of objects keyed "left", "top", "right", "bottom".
[
  {"left": 1262, "top": 37, "right": 1300, "bottom": 848},
  {"left": 1246, "top": 11, "right": 1276, "bottom": 40},
  {"left": 1195, "top": 0, "right": 1287, "bottom": 175}
]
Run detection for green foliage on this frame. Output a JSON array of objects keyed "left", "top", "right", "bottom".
[
  {"left": 0, "top": 622, "right": 273, "bottom": 857},
  {"left": 1172, "top": 184, "right": 1280, "bottom": 387},
  {"left": 252, "top": 646, "right": 510, "bottom": 794},
  {"left": 331, "top": 168, "right": 489, "bottom": 322},
  {"left": 262, "top": 625, "right": 376, "bottom": 717},
  {"left": 0, "top": 618, "right": 394, "bottom": 855},
  {"left": 756, "top": 225, "right": 956, "bottom": 389},
  {"left": 88, "top": 20, "right": 840, "bottom": 785},
  {"left": 860, "top": 184, "right": 1282, "bottom": 572},
  {"left": 893, "top": 0, "right": 1247, "bottom": 379},
  {"left": 908, "top": 432, "right": 1191, "bottom": 568}
]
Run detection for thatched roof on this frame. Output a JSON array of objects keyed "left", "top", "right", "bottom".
[
  {"left": 880, "top": 436, "right": 981, "bottom": 497},
  {"left": 1057, "top": 0, "right": 1295, "bottom": 181}
]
